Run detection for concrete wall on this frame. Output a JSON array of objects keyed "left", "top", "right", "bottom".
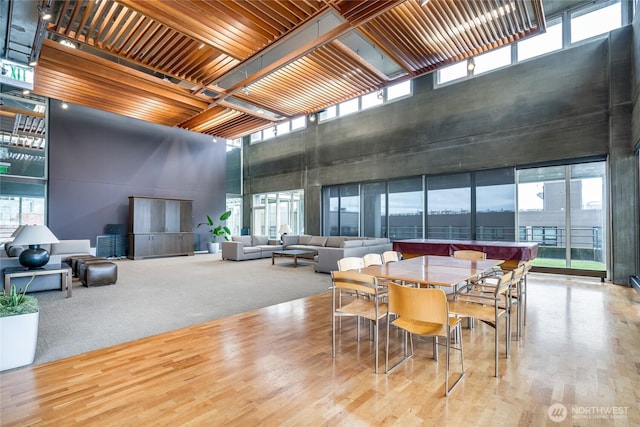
[{"left": 244, "top": 29, "right": 638, "bottom": 284}]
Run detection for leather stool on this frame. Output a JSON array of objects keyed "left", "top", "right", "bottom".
[
  {"left": 67, "top": 255, "right": 99, "bottom": 277},
  {"left": 77, "top": 258, "right": 109, "bottom": 282},
  {"left": 81, "top": 262, "right": 118, "bottom": 287}
]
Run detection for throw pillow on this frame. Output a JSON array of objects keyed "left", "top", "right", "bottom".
[
  {"left": 282, "top": 235, "right": 298, "bottom": 247},
  {"left": 308, "top": 236, "right": 328, "bottom": 247},
  {"left": 298, "top": 235, "right": 312, "bottom": 245},
  {"left": 252, "top": 235, "right": 269, "bottom": 246},
  {"left": 326, "top": 236, "right": 345, "bottom": 248},
  {"left": 232, "top": 235, "right": 252, "bottom": 246}
]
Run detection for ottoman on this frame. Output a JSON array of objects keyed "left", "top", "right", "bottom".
[
  {"left": 67, "top": 255, "right": 99, "bottom": 277},
  {"left": 80, "top": 262, "right": 118, "bottom": 287}
]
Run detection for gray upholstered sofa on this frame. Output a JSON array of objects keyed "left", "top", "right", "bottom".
[
  {"left": 221, "top": 234, "right": 392, "bottom": 274},
  {"left": 1, "top": 239, "right": 92, "bottom": 292},
  {"left": 221, "top": 235, "right": 283, "bottom": 261}
]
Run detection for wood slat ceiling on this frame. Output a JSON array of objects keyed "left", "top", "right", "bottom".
[{"left": 32, "top": 0, "right": 545, "bottom": 139}]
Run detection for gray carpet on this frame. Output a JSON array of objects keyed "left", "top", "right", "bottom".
[{"left": 33, "top": 254, "right": 331, "bottom": 365}]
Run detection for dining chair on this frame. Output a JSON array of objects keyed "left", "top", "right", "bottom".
[
  {"left": 453, "top": 250, "right": 486, "bottom": 260},
  {"left": 448, "top": 270, "right": 514, "bottom": 377},
  {"left": 331, "top": 271, "right": 388, "bottom": 373},
  {"left": 385, "top": 283, "right": 465, "bottom": 396},
  {"left": 382, "top": 251, "right": 401, "bottom": 263},
  {"left": 451, "top": 249, "right": 488, "bottom": 292},
  {"left": 471, "top": 264, "right": 526, "bottom": 340},
  {"left": 363, "top": 253, "right": 383, "bottom": 267},
  {"left": 520, "top": 260, "right": 532, "bottom": 327},
  {"left": 337, "top": 256, "right": 365, "bottom": 271}
]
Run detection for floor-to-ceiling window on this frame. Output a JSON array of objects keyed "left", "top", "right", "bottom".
[
  {"left": 322, "top": 160, "right": 607, "bottom": 275},
  {"left": 517, "top": 161, "right": 606, "bottom": 271},
  {"left": 252, "top": 190, "right": 304, "bottom": 238},
  {"left": 0, "top": 84, "right": 47, "bottom": 238},
  {"left": 426, "top": 173, "right": 471, "bottom": 239},
  {"left": 361, "top": 181, "right": 386, "bottom": 238},
  {"left": 388, "top": 178, "right": 423, "bottom": 240},
  {"left": 475, "top": 168, "right": 516, "bottom": 241}
]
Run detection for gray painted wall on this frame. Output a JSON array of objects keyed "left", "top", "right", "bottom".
[
  {"left": 48, "top": 102, "right": 226, "bottom": 250},
  {"left": 244, "top": 28, "right": 638, "bottom": 284}
]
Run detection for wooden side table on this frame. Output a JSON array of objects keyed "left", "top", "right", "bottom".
[{"left": 3, "top": 266, "right": 72, "bottom": 298}]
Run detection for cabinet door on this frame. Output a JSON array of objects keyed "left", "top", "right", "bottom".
[
  {"left": 131, "top": 197, "right": 166, "bottom": 233},
  {"left": 180, "top": 201, "right": 193, "bottom": 232},
  {"left": 165, "top": 201, "right": 180, "bottom": 232}
]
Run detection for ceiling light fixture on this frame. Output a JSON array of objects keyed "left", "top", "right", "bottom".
[
  {"left": 243, "top": 86, "right": 250, "bottom": 96},
  {"left": 309, "top": 113, "right": 316, "bottom": 123},
  {"left": 377, "top": 90, "right": 384, "bottom": 100},
  {"left": 61, "top": 101, "right": 68, "bottom": 109},
  {"left": 38, "top": 6, "right": 52, "bottom": 21},
  {"left": 419, "top": 0, "right": 430, "bottom": 6},
  {"left": 59, "top": 39, "right": 77, "bottom": 49},
  {"left": 467, "top": 57, "right": 476, "bottom": 72}
]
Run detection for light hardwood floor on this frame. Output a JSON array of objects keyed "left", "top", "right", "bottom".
[{"left": 1, "top": 273, "right": 639, "bottom": 426}]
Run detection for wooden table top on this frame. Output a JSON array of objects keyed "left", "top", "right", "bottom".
[{"left": 358, "top": 255, "right": 504, "bottom": 288}]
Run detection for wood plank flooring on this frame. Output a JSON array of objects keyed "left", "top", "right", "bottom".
[{"left": 1, "top": 274, "right": 639, "bottom": 426}]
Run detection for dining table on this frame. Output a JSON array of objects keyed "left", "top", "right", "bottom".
[{"left": 358, "top": 255, "right": 504, "bottom": 289}]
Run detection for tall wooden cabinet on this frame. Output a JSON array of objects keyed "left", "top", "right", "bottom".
[{"left": 128, "top": 196, "right": 194, "bottom": 260}]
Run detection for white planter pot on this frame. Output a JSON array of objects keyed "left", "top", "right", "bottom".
[
  {"left": 0, "top": 311, "right": 39, "bottom": 371},
  {"left": 207, "top": 242, "right": 220, "bottom": 254}
]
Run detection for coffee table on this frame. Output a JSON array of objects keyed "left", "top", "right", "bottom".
[{"left": 271, "top": 250, "right": 315, "bottom": 267}]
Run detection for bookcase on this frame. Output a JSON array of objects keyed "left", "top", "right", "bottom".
[{"left": 128, "top": 196, "right": 194, "bottom": 260}]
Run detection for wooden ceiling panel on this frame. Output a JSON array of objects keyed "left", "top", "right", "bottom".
[
  {"left": 359, "top": 0, "right": 545, "bottom": 75},
  {"left": 32, "top": 0, "right": 545, "bottom": 139}
]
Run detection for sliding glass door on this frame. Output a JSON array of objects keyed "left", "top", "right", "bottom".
[{"left": 517, "top": 161, "right": 606, "bottom": 271}]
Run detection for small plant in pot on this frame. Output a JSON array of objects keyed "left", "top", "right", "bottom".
[
  {"left": 0, "top": 275, "right": 39, "bottom": 371},
  {"left": 198, "top": 210, "right": 232, "bottom": 254}
]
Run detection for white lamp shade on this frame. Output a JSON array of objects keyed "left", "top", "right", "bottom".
[
  {"left": 278, "top": 225, "right": 292, "bottom": 234},
  {"left": 10, "top": 225, "right": 25, "bottom": 238},
  {"left": 11, "top": 225, "right": 60, "bottom": 246}
]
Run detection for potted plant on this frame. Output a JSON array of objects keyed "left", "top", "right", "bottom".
[
  {"left": 198, "top": 210, "right": 232, "bottom": 254},
  {"left": 0, "top": 275, "right": 39, "bottom": 371}
]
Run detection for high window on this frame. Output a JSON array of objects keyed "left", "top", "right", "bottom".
[
  {"left": 437, "top": 0, "right": 627, "bottom": 86},
  {"left": 0, "top": 85, "right": 48, "bottom": 238}
]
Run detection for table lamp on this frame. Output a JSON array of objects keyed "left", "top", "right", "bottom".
[
  {"left": 10, "top": 225, "right": 60, "bottom": 269},
  {"left": 278, "top": 225, "right": 292, "bottom": 243}
]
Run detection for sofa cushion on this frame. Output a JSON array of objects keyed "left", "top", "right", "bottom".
[
  {"left": 252, "top": 235, "right": 269, "bottom": 246},
  {"left": 326, "top": 236, "right": 345, "bottom": 248},
  {"left": 341, "top": 240, "right": 363, "bottom": 248},
  {"left": 232, "top": 235, "right": 252, "bottom": 246},
  {"left": 308, "top": 236, "right": 328, "bottom": 247},
  {"left": 50, "top": 239, "right": 91, "bottom": 255},
  {"left": 363, "top": 239, "right": 379, "bottom": 246},
  {"left": 243, "top": 247, "right": 262, "bottom": 254},
  {"left": 282, "top": 235, "right": 298, "bottom": 246},
  {"left": 255, "top": 244, "right": 282, "bottom": 252},
  {"left": 298, "top": 235, "right": 312, "bottom": 245},
  {"left": 5, "top": 243, "right": 24, "bottom": 257}
]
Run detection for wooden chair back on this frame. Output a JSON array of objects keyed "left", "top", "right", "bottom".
[
  {"left": 337, "top": 256, "right": 365, "bottom": 271},
  {"left": 388, "top": 283, "right": 448, "bottom": 327},
  {"left": 382, "top": 251, "right": 401, "bottom": 263},
  {"left": 453, "top": 250, "right": 487, "bottom": 260},
  {"left": 363, "top": 253, "right": 383, "bottom": 267}
]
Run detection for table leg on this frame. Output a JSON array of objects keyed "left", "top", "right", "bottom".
[
  {"left": 4, "top": 276, "right": 9, "bottom": 294},
  {"left": 66, "top": 269, "right": 72, "bottom": 298},
  {"left": 293, "top": 255, "right": 298, "bottom": 267}
]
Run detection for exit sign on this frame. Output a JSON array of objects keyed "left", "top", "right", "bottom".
[{"left": 0, "top": 59, "right": 34, "bottom": 90}]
